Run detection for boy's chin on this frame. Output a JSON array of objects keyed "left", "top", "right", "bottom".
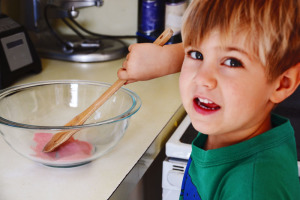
[{"left": 190, "top": 120, "right": 217, "bottom": 135}]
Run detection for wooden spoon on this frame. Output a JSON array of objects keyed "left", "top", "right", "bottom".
[{"left": 43, "top": 28, "right": 174, "bottom": 152}]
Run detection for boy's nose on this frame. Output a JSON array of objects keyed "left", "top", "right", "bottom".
[{"left": 194, "top": 65, "right": 217, "bottom": 90}]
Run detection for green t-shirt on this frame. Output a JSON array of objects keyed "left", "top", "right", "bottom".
[{"left": 180, "top": 114, "right": 300, "bottom": 200}]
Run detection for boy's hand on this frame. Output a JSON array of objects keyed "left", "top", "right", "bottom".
[
  {"left": 118, "top": 43, "right": 184, "bottom": 84},
  {"left": 118, "top": 43, "right": 166, "bottom": 84}
]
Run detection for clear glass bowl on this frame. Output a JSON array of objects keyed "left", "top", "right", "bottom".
[{"left": 0, "top": 80, "right": 141, "bottom": 167}]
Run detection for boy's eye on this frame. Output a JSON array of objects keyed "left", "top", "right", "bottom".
[
  {"left": 189, "top": 51, "right": 203, "bottom": 60},
  {"left": 224, "top": 58, "right": 243, "bottom": 67}
]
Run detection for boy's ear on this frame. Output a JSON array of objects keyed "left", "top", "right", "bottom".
[{"left": 270, "top": 62, "right": 300, "bottom": 104}]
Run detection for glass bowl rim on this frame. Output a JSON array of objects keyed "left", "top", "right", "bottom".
[{"left": 0, "top": 80, "right": 142, "bottom": 130}]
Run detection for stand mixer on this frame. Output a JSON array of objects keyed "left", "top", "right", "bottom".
[{"left": 20, "top": 0, "right": 128, "bottom": 62}]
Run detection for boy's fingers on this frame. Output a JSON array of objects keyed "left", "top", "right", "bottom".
[
  {"left": 117, "top": 69, "right": 136, "bottom": 84},
  {"left": 128, "top": 44, "right": 134, "bottom": 52},
  {"left": 125, "top": 53, "right": 130, "bottom": 61},
  {"left": 124, "top": 80, "right": 135, "bottom": 85},
  {"left": 122, "top": 60, "right": 128, "bottom": 68},
  {"left": 117, "top": 68, "right": 129, "bottom": 80}
]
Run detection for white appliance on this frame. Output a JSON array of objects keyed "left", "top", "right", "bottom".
[
  {"left": 162, "top": 115, "right": 300, "bottom": 200},
  {"left": 162, "top": 115, "right": 197, "bottom": 200}
]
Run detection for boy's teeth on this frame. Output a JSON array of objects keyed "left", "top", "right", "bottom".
[{"left": 198, "top": 98, "right": 213, "bottom": 104}]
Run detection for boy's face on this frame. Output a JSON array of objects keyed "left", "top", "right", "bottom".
[{"left": 180, "top": 31, "right": 278, "bottom": 146}]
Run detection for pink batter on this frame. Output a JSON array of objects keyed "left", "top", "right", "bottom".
[{"left": 32, "top": 132, "right": 93, "bottom": 161}]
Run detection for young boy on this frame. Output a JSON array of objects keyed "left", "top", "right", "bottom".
[{"left": 119, "top": 0, "right": 300, "bottom": 199}]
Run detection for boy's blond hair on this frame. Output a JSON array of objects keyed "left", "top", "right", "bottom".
[{"left": 182, "top": 0, "right": 300, "bottom": 81}]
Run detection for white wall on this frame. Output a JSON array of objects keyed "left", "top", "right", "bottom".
[{"left": 57, "top": 0, "right": 138, "bottom": 36}]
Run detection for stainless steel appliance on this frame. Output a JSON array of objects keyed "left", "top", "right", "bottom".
[{"left": 20, "top": 0, "right": 128, "bottom": 62}]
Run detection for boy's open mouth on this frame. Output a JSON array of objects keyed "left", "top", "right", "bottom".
[{"left": 194, "top": 97, "right": 221, "bottom": 111}]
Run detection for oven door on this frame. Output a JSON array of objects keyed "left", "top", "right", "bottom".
[{"left": 162, "top": 158, "right": 187, "bottom": 200}]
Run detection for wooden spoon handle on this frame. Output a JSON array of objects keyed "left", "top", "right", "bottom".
[
  {"left": 152, "top": 28, "right": 174, "bottom": 46},
  {"left": 65, "top": 79, "right": 127, "bottom": 126}
]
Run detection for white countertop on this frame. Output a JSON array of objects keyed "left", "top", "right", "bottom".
[{"left": 0, "top": 58, "right": 185, "bottom": 200}]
